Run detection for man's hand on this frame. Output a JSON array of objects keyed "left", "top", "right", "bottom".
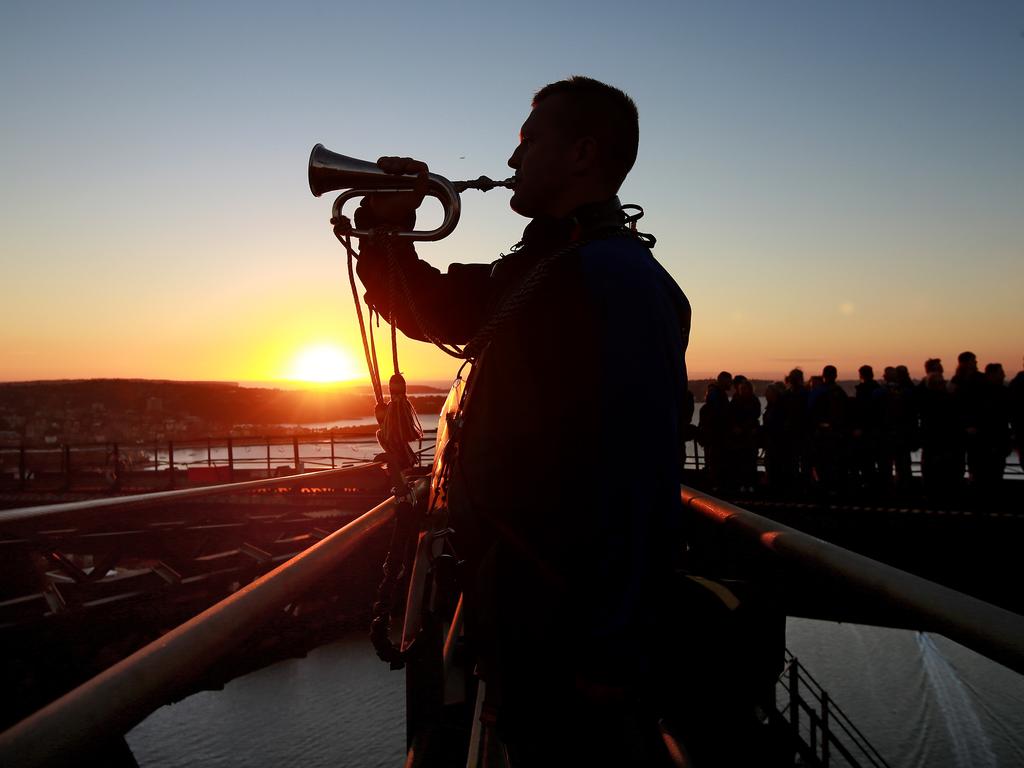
[{"left": 352, "top": 156, "right": 430, "bottom": 231}]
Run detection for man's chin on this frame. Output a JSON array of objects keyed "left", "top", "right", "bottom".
[{"left": 509, "top": 193, "right": 536, "bottom": 218}]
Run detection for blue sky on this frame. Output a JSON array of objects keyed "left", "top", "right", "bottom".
[{"left": 2, "top": 1, "right": 1022, "bottom": 382}]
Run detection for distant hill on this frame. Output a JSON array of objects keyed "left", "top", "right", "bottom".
[
  {"left": 0, "top": 379, "right": 372, "bottom": 423},
  {"left": 0, "top": 379, "right": 447, "bottom": 443}
]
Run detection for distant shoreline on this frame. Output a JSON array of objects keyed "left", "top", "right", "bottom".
[{"left": 0, "top": 379, "right": 447, "bottom": 446}]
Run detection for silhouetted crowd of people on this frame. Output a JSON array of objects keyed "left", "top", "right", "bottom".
[{"left": 695, "top": 352, "right": 1024, "bottom": 500}]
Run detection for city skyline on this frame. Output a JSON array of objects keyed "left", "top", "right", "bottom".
[{"left": 2, "top": 2, "right": 1022, "bottom": 384}]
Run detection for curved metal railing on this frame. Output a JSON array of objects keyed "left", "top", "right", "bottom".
[
  {"left": 0, "top": 461, "right": 385, "bottom": 524},
  {"left": 680, "top": 485, "right": 1024, "bottom": 676}
]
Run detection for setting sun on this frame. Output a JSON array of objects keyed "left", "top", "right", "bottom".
[{"left": 287, "top": 343, "right": 361, "bottom": 384}]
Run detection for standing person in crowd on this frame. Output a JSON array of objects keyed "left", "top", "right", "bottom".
[
  {"left": 761, "top": 382, "right": 787, "bottom": 492},
  {"left": 1011, "top": 358, "right": 1024, "bottom": 471},
  {"left": 891, "top": 365, "right": 919, "bottom": 488},
  {"left": 952, "top": 351, "right": 986, "bottom": 486},
  {"left": 808, "top": 365, "right": 849, "bottom": 494},
  {"left": 730, "top": 375, "right": 762, "bottom": 493},
  {"left": 918, "top": 363, "right": 958, "bottom": 498},
  {"left": 916, "top": 358, "right": 944, "bottom": 423},
  {"left": 699, "top": 371, "right": 734, "bottom": 492},
  {"left": 921, "top": 357, "right": 943, "bottom": 380},
  {"left": 779, "top": 368, "right": 810, "bottom": 491},
  {"left": 852, "top": 364, "right": 882, "bottom": 489},
  {"left": 975, "top": 363, "right": 1011, "bottom": 493},
  {"left": 877, "top": 367, "right": 898, "bottom": 485}
]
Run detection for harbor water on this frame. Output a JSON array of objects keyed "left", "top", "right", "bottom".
[{"left": 126, "top": 620, "right": 1024, "bottom": 767}]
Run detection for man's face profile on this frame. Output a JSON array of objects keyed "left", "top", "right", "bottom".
[{"left": 507, "top": 94, "right": 578, "bottom": 219}]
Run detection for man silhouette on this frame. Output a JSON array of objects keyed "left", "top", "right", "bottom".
[{"left": 347, "top": 77, "right": 692, "bottom": 765}]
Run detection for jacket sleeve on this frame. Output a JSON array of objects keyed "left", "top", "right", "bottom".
[{"left": 355, "top": 238, "right": 494, "bottom": 345}]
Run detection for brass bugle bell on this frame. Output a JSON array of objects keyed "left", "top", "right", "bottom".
[{"left": 309, "top": 143, "right": 514, "bottom": 242}]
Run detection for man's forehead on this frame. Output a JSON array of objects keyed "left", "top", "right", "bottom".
[{"left": 521, "top": 94, "right": 571, "bottom": 136}]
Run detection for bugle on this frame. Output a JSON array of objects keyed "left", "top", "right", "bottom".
[{"left": 309, "top": 144, "right": 514, "bottom": 241}]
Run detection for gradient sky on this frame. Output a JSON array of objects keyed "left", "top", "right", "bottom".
[{"left": 2, "top": 1, "right": 1022, "bottom": 384}]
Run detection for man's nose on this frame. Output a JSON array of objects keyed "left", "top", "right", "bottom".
[{"left": 507, "top": 145, "right": 521, "bottom": 169}]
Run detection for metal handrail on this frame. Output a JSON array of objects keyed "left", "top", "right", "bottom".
[
  {"left": 0, "top": 477, "right": 427, "bottom": 768},
  {"left": 0, "top": 462, "right": 384, "bottom": 525},
  {"left": 680, "top": 485, "right": 1024, "bottom": 676}
]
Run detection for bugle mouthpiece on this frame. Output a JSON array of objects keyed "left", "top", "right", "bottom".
[{"left": 452, "top": 176, "right": 515, "bottom": 193}]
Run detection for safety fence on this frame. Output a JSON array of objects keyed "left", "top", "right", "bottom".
[
  {"left": 0, "top": 430, "right": 438, "bottom": 492},
  {"left": 3, "top": 431, "right": 1020, "bottom": 498}
]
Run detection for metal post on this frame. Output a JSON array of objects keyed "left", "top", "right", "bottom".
[
  {"left": 112, "top": 442, "right": 121, "bottom": 492},
  {"left": 206, "top": 439, "right": 212, "bottom": 468},
  {"left": 810, "top": 711, "right": 818, "bottom": 757},
  {"left": 330, "top": 433, "right": 336, "bottom": 469},
  {"left": 168, "top": 441, "right": 175, "bottom": 489},
  {"left": 790, "top": 660, "right": 799, "bottom": 745},
  {"left": 293, "top": 436, "right": 300, "bottom": 474},
  {"left": 63, "top": 444, "right": 72, "bottom": 491},
  {"left": 19, "top": 444, "right": 26, "bottom": 490},
  {"left": 266, "top": 437, "right": 271, "bottom": 475},
  {"left": 227, "top": 438, "right": 234, "bottom": 483},
  {"left": 153, "top": 441, "right": 159, "bottom": 475},
  {"left": 821, "top": 690, "right": 830, "bottom": 767}
]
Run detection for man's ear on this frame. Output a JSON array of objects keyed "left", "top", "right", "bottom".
[{"left": 571, "top": 135, "right": 599, "bottom": 172}]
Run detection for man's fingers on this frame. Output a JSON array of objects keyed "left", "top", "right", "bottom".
[
  {"left": 377, "top": 156, "right": 429, "bottom": 176},
  {"left": 375, "top": 156, "right": 428, "bottom": 208},
  {"left": 411, "top": 168, "right": 428, "bottom": 201}
]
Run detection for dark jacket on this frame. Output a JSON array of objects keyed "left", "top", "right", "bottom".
[{"left": 356, "top": 199, "right": 691, "bottom": 710}]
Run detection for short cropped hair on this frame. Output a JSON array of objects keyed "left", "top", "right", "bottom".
[{"left": 533, "top": 76, "right": 639, "bottom": 189}]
